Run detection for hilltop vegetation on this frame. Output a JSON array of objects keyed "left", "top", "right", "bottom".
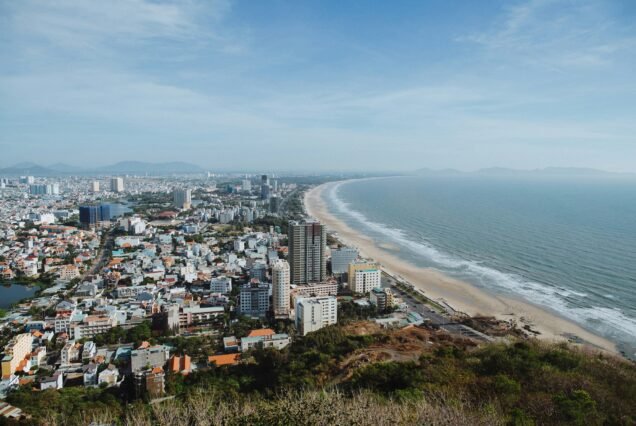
[{"left": 3, "top": 324, "right": 635, "bottom": 425}]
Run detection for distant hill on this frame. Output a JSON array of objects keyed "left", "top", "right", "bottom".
[
  {"left": 48, "top": 163, "right": 86, "bottom": 173},
  {"left": 415, "top": 167, "right": 635, "bottom": 178},
  {"left": 0, "top": 161, "right": 206, "bottom": 176},
  {"left": 0, "top": 163, "right": 56, "bottom": 176}
]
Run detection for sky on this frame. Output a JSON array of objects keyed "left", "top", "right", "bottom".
[{"left": 1, "top": 0, "right": 635, "bottom": 172}]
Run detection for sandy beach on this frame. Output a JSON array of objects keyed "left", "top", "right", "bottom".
[{"left": 305, "top": 181, "right": 618, "bottom": 354}]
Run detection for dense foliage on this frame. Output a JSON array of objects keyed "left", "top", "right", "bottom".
[{"left": 3, "top": 325, "right": 635, "bottom": 425}]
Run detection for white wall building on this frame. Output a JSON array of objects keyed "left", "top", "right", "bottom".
[
  {"left": 353, "top": 268, "right": 381, "bottom": 294},
  {"left": 110, "top": 177, "right": 124, "bottom": 193},
  {"left": 295, "top": 296, "right": 337, "bottom": 336},
  {"left": 271, "top": 259, "right": 290, "bottom": 318}
]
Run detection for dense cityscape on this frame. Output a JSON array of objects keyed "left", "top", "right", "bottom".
[
  {"left": 0, "top": 170, "right": 429, "bottom": 421},
  {"left": 0, "top": 167, "right": 633, "bottom": 425}
]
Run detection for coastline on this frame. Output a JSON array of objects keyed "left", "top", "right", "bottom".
[{"left": 305, "top": 180, "right": 618, "bottom": 354}]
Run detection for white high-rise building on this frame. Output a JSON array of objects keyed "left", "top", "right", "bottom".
[
  {"left": 91, "top": 181, "right": 100, "bottom": 192},
  {"left": 295, "top": 296, "right": 337, "bottom": 336},
  {"left": 272, "top": 259, "right": 291, "bottom": 318},
  {"left": 242, "top": 179, "right": 251, "bottom": 192},
  {"left": 110, "top": 177, "right": 124, "bottom": 193},
  {"left": 353, "top": 268, "right": 381, "bottom": 294},
  {"left": 173, "top": 189, "right": 192, "bottom": 210}
]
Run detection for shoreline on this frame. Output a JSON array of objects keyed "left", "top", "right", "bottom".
[{"left": 305, "top": 180, "right": 618, "bottom": 355}]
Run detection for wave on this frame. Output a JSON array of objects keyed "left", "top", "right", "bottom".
[{"left": 326, "top": 181, "right": 636, "bottom": 342}]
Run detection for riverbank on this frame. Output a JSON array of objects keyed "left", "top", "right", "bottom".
[{"left": 305, "top": 181, "right": 618, "bottom": 354}]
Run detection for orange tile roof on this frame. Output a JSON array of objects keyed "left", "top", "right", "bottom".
[
  {"left": 247, "top": 328, "right": 275, "bottom": 338},
  {"left": 208, "top": 354, "right": 240, "bottom": 366}
]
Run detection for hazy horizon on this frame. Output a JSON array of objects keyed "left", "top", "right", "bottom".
[{"left": 2, "top": 1, "right": 636, "bottom": 172}]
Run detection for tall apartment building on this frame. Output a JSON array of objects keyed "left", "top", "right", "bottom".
[
  {"left": 348, "top": 261, "right": 381, "bottom": 294},
  {"left": 91, "top": 181, "right": 100, "bottom": 192},
  {"left": 1, "top": 333, "right": 34, "bottom": 376},
  {"left": 79, "top": 205, "right": 111, "bottom": 228},
  {"left": 110, "top": 177, "right": 124, "bottom": 193},
  {"left": 295, "top": 296, "right": 337, "bottom": 336},
  {"left": 288, "top": 220, "right": 326, "bottom": 284},
  {"left": 173, "top": 189, "right": 192, "bottom": 210},
  {"left": 271, "top": 259, "right": 291, "bottom": 318},
  {"left": 330, "top": 247, "right": 359, "bottom": 275}
]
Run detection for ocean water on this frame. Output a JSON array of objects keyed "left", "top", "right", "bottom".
[{"left": 325, "top": 176, "right": 636, "bottom": 358}]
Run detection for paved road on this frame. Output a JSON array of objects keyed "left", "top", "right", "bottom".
[
  {"left": 81, "top": 226, "right": 115, "bottom": 281},
  {"left": 381, "top": 273, "right": 449, "bottom": 326}
]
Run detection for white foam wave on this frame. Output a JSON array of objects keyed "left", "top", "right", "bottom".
[{"left": 327, "top": 181, "right": 636, "bottom": 341}]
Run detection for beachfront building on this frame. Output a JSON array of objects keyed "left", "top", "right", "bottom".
[
  {"left": 348, "top": 261, "right": 381, "bottom": 294},
  {"left": 331, "top": 247, "right": 359, "bottom": 275},
  {"left": 288, "top": 220, "right": 327, "bottom": 284},
  {"left": 271, "top": 259, "right": 291, "bottom": 319},
  {"left": 295, "top": 296, "right": 337, "bottom": 336}
]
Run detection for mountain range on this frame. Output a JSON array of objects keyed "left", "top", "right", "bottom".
[{"left": 0, "top": 161, "right": 206, "bottom": 176}]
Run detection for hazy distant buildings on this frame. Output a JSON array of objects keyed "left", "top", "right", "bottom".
[
  {"left": 110, "top": 177, "right": 124, "bottom": 193},
  {"left": 288, "top": 220, "right": 327, "bottom": 284},
  {"left": 261, "top": 174, "right": 271, "bottom": 200},
  {"left": 295, "top": 296, "right": 337, "bottom": 336},
  {"left": 242, "top": 179, "right": 251, "bottom": 192},
  {"left": 29, "top": 184, "right": 59, "bottom": 195},
  {"left": 271, "top": 259, "right": 291, "bottom": 318},
  {"left": 331, "top": 247, "right": 359, "bottom": 275},
  {"left": 173, "top": 189, "right": 192, "bottom": 210}
]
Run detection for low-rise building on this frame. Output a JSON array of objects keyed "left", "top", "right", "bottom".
[
  {"left": 240, "top": 329, "right": 291, "bottom": 352},
  {"left": 131, "top": 345, "right": 170, "bottom": 373}
]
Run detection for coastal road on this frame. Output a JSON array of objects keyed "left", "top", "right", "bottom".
[
  {"left": 381, "top": 273, "right": 450, "bottom": 326},
  {"left": 381, "top": 273, "right": 493, "bottom": 341}
]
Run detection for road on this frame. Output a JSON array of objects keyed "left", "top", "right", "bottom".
[
  {"left": 381, "top": 273, "right": 493, "bottom": 342},
  {"left": 81, "top": 226, "right": 115, "bottom": 281}
]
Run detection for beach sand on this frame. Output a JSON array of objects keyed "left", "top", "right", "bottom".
[{"left": 305, "top": 181, "right": 617, "bottom": 354}]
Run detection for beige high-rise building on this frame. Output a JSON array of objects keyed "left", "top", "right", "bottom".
[
  {"left": 288, "top": 220, "right": 326, "bottom": 284},
  {"left": 348, "top": 261, "right": 381, "bottom": 292},
  {"left": 271, "top": 259, "right": 291, "bottom": 318},
  {"left": 91, "top": 181, "right": 100, "bottom": 192},
  {"left": 1, "top": 333, "right": 34, "bottom": 376},
  {"left": 110, "top": 177, "right": 124, "bottom": 193}
]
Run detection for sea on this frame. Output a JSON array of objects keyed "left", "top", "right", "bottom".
[{"left": 324, "top": 175, "right": 636, "bottom": 358}]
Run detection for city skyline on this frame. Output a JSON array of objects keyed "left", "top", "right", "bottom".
[{"left": 2, "top": 1, "right": 636, "bottom": 172}]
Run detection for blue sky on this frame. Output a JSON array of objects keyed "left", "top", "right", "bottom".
[{"left": 1, "top": 0, "right": 635, "bottom": 172}]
